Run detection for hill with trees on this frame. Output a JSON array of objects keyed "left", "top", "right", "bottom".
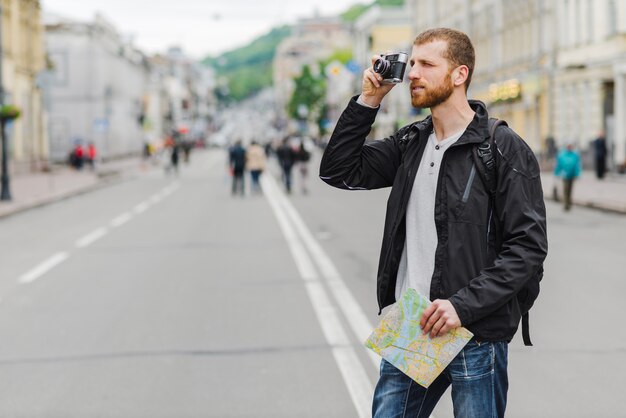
[{"left": 203, "top": 0, "right": 405, "bottom": 102}]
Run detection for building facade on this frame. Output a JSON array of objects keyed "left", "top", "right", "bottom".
[
  {"left": 409, "top": 0, "right": 555, "bottom": 153},
  {"left": 553, "top": 0, "right": 626, "bottom": 170},
  {"left": 408, "top": 0, "right": 626, "bottom": 170},
  {"left": 44, "top": 13, "right": 148, "bottom": 162},
  {"left": 1, "top": 0, "right": 48, "bottom": 173}
]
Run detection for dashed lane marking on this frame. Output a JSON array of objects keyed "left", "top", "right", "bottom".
[
  {"left": 19, "top": 252, "right": 70, "bottom": 284},
  {"left": 18, "top": 182, "right": 179, "bottom": 285}
]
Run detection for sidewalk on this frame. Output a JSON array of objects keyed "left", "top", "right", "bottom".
[
  {"left": 0, "top": 156, "right": 150, "bottom": 219},
  {"left": 542, "top": 170, "right": 626, "bottom": 214}
]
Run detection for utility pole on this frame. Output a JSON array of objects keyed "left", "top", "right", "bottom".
[{"left": 0, "top": 3, "right": 11, "bottom": 201}]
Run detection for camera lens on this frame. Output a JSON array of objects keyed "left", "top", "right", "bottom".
[{"left": 373, "top": 58, "right": 390, "bottom": 77}]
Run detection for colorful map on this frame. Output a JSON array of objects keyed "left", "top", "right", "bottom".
[{"left": 364, "top": 288, "right": 473, "bottom": 388}]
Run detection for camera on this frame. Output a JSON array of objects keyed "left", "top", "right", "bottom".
[{"left": 373, "top": 52, "right": 408, "bottom": 84}]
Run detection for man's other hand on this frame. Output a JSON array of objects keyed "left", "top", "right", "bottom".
[{"left": 420, "top": 299, "right": 462, "bottom": 338}]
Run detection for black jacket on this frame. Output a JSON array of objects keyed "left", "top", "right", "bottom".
[{"left": 319, "top": 97, "right": 548, "bottom": 342}]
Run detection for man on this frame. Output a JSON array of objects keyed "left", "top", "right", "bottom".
[
  {"left": 276, "top": 137, "right": 297, "bottom": 194},
  {"left": 246, "top": 140, "right": 266, "bottom": 194},
  {"left": 319, "top": 28, "right": 547, "bottom": 417},
  {"left": 229, "top": 140, "right": 246, "bottom": 196},
  {"left": 554, "top": 142, "right": 581, "bottom": 211},
  {"left": 592, "top": 132, "right": 607, "bottom": 179}
]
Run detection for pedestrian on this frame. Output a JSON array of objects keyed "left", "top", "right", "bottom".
[
  {"left": 319, "top": 28, "right": 548, "bottom": 418},
  {"left": 554, "top": 142, "right": 582, "bottom": 211},
  {"left": 229, "top": 140, "right": 246, "bottom": 196},
  {"left": 592, "top": 131, "right": 607, "bottom": 179},
  {"left": 87, "top": 142, "right": 97, "bottom": 170},
  {"left": 246, "top": 140, "right": 266, "bottom": 194},
  {"left": 296, "top": 139, "right": 311, "bottom": 194},
  {"left": 170, "top": 142, "right": 180, "bottom": 176},
  {"left": 72, "top": 142, "right": 84, "bottom": 170},
  {"left": 276, "top": 137, "right": 297, "bottom": 194}
]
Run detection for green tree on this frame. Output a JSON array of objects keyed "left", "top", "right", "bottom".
[{"left": 287, "top": 65, "right": 326, "bottom": 134}]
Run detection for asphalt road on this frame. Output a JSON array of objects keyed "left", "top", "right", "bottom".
[{"left": 0, "top": 148, "right": 624, "bottom": 417}]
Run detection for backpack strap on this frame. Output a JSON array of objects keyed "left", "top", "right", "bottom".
[
  {"left": 522, "top": 313, "right": 532, "bottom": 346},
  {"left": 472, "top": 118, "right": 507, "bottom": 198},
  {"left": 473, "top": 118, "right": 534, "bottom": 346}
]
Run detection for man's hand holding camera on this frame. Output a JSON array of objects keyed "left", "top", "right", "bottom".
[{"left": 360, "top": 52, "right": 408, "bottom": 108}]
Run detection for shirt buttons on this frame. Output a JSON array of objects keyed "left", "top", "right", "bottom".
[
  {"left": 430, "top": 162, "right": 435, "bottom": 167},
  {"left": 435, "top": 145, "right": 440, "bottom": 150}
]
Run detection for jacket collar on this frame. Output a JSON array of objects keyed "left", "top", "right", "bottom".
[{"left": 412, "top": 99, "right": 490, "bottom": 145}]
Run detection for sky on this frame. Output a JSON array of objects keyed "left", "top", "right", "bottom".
[{"left": 42, "top": 0, "right": 364, "bottom": 60}]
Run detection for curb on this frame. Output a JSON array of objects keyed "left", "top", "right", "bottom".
[
  {"left": 543, "top": 194, "right": 626, "bottom": 215},
  {"left": 0, "top": 171, "right": 134, "bottom": 220}
]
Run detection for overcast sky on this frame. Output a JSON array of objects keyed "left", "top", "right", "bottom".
[{"left": 42, "top": 0, "right": 364, "bottom": 59}]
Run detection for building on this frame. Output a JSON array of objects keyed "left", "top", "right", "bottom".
[
  {"left": 408, "top": 0, "right": 626, "bottom": 171},
  {"left": 553, "top": 0, "right": 626, "bottom": 170},
  {"left": 409, "top": 0, "right": 556, "bottom": 154},
  {"left": 0, "top": 0, "right": 48, "bottom": 173},
  {"left": 159, "top": 46, "right": 216, "bottom": 145},
  {"left": 273, "top": 16, "right": 352, "bottom": 126},
  {"left": 44, "top": 13, "right": 148, "bottom": 162}
]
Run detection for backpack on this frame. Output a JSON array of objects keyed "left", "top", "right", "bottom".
[{"left": 472, "top": 118, "right": 543, "bottom": 346}]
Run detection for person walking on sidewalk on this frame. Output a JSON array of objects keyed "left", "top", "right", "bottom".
[
  {"left": 319, "top": 28, "right": 548, "bottom": 418},
  {"left": 246, "top": 141, "right": 266, "bottom": 195},
  {"left": 554, "top": 143, "right": 582, "bottom": 211},
  {"left": 296, "top": 139, "right": 312, "bottom": 195},
  {"left": 87, "top": 142, "right": 97, "bottom": 170},
  {"left": 276, "top": 137, "right": 297, "bottom": 194},
  {"left": 229, "top": 140, "right": 246, "bottom": 196},
  {"left": 70, "top": 142, "right": 85, "bottom": 170},
  {"left": 592, "top": 132, "right": 608, "bottom": 179}
]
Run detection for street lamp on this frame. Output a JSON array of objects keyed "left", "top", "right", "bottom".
[{"left": 0, "top": 4, "right": 10, "bottom": 201}]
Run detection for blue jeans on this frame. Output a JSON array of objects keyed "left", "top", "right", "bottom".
[{"left": 372, "top": 339, "right": 508, "bottom": 418}]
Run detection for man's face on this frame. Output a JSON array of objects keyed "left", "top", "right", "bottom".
[{"left": 408, "top": 40, "right": 455, "bottom": 109}]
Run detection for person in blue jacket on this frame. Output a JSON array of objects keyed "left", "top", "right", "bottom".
[{"left": 554, "top": 143, "right": 582, "bottom": 211}]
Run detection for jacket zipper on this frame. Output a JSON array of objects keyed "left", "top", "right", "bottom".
[{"left": 462, "top": 164, "right": 477, "bottom": 203}]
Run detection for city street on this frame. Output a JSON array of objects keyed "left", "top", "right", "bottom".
[{"left": 0, "top": 149, "right": 625, "bottom": 417}]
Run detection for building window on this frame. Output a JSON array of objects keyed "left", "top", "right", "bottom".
[
  {"left": 608, "top": 0, "right": 618, "bottom": 35},
  {"left": 574, "top": 0, "right": 581, "bottom": 45},
  {"left": 563, "top": 0, "right": 570, "bottom": 46},
  {"left": 587, "top": 0, "right": 594, "bottom": 42}
]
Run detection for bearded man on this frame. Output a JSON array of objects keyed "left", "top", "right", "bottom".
[{"left": 319, "top": 28, "right": 547, "bottom": 418}]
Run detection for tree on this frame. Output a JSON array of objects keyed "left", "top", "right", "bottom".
[{"left": 287, "top": 65, "right": 326, "bottom": 134}]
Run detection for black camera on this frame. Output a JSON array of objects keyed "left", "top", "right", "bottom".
[{"left": 373, "top": 52, "right": 408, "bottom": 84}]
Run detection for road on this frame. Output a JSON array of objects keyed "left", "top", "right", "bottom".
[{"left": 0, "top": 148, "right": 624, "bottom": 417}]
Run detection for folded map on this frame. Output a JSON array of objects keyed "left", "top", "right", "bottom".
[{"left": 365, "top": 288, "right": 474, "bottom": 388}]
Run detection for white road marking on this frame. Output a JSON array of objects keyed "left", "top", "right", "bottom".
[
  {"left": 264, "top": 174, "right": 436, "bottom": 418},
  {"left": 110, "top": 212, "right": 133, "bottom": 228},
  {"left": 267, "top": 175, "right": 380, "bottom": 368},
  {"left": 19, "top": 182, "right": 180, "bottom": 285},
  {"left": 148, "top": 194, "right": 162, "bottom": 205},
  {"left": 19, "top": 252, "right": 70, "bottom": 284},
  {"left": 261, "top": 175, "right": 373, "bottom": 418},
  {"left": 133, "top": 201, "right": 151, "bottom": 214},
  {"left": 75, "top": 227, "right": 108, "bottom": 248},
  {"left": 270, "top": 176, "right": 380, "bottom": 368}
]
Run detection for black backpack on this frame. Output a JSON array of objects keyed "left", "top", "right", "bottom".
[{"left": 472, "top": 118, "right": 543, "bottom": 346}]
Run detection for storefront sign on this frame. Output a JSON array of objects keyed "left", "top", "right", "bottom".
[{"left": 489, "top": 79, "right": 522, "bottom": 103}]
